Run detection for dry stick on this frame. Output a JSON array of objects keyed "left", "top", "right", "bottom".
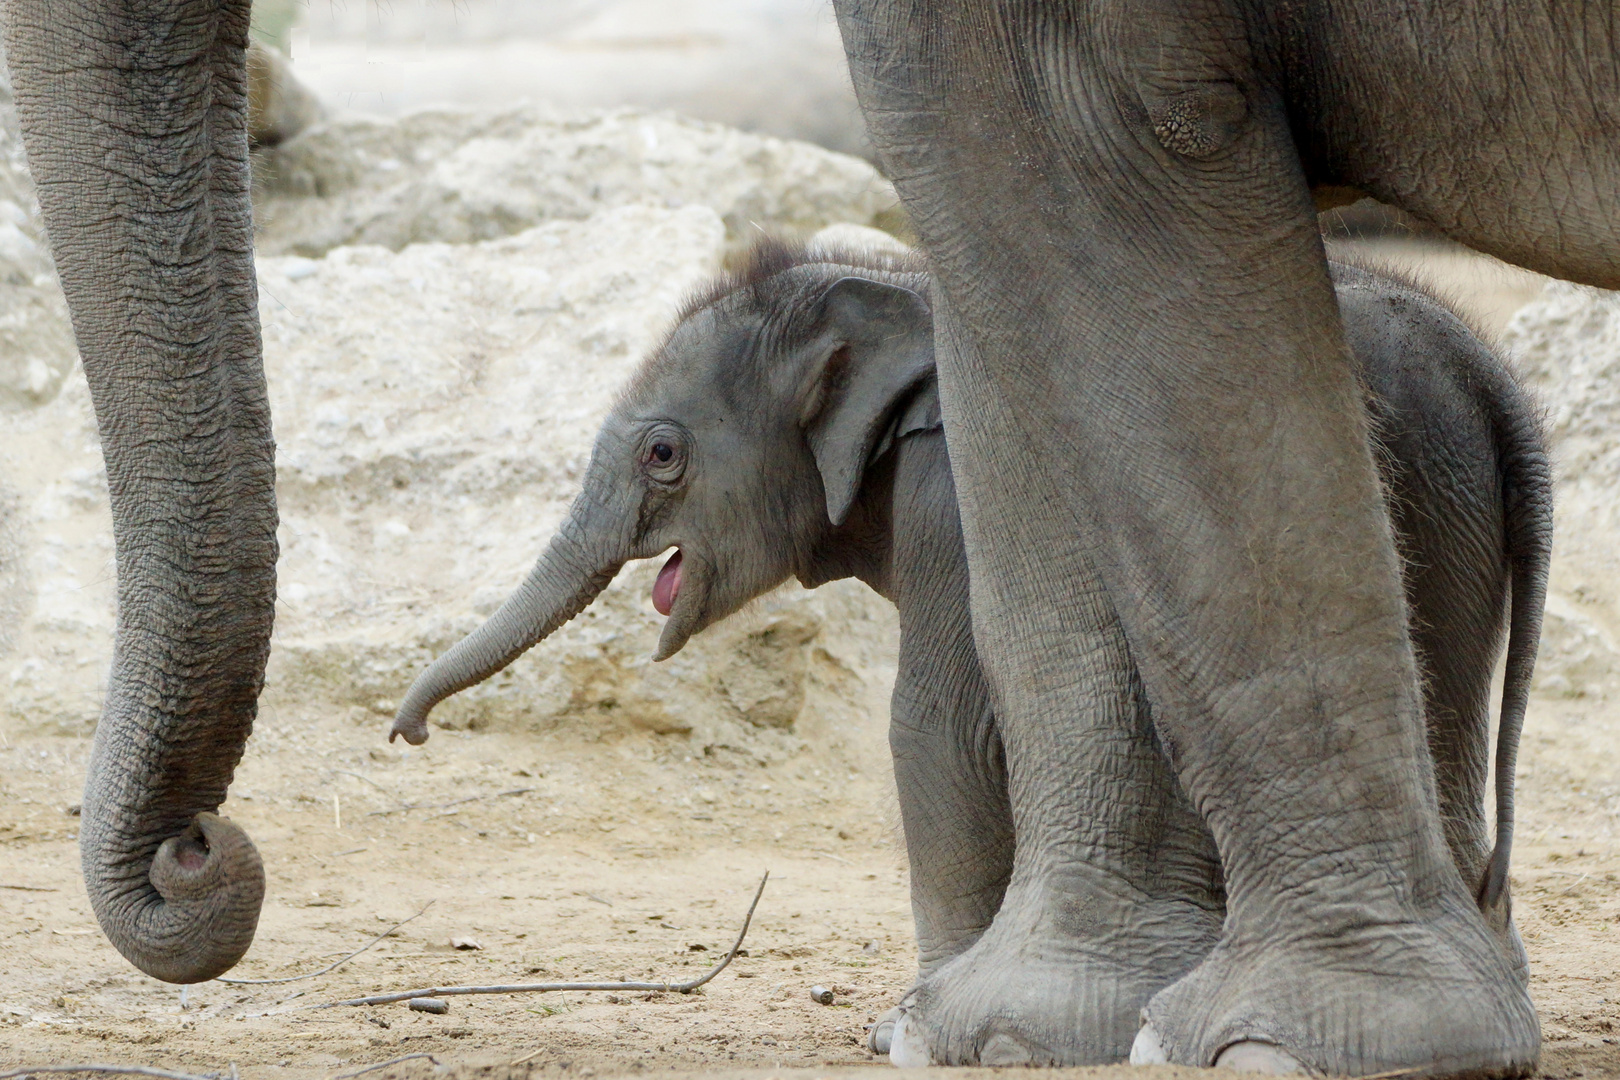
[
  {"left": 322, "top": 871, "right": 768, "bottom": 1009},
  {"left": 329, "top": 1054, "right": 438, "bottom": 1079},
  {"left": 0, "top": 1068, "right": 217, "bottom": 1080},
  {"left": 217, "top": 904, "right": 432, "bottom": 986},
  {"left": 0, "top": 884, "right": 56, "bottom": 891},
  {"left": 367, "top": 787, "right": 534, "bottom": 818}
]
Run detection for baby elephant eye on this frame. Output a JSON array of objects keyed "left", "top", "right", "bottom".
[{"left": 640, "top": 427, "right": 687, "bottom": 483}]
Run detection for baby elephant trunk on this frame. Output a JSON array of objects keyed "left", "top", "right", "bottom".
[{"left": 392, "top": 519, "right": 621, "bottom": 745}]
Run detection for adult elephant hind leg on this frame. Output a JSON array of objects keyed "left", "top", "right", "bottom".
[
  {"left": 837, "top": 0, "right": 1536, "bottom": 1074},
  {"left": 1333, "top": 265, "right": 1545, "bottom": 981}
]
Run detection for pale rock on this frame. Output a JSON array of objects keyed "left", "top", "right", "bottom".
[
  {"left": 0, "top": 116, "right": 899, "bottom": 751},
  {"left": 253, "top": 106, "right": 903, "bottom": 258}
]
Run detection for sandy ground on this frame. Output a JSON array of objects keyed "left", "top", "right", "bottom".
[
  {"left": 3, "top": 242, "right": 1615, "bottom": 1080},
  {"left": 3, "top": 680, "right": 1620, "bottom": 1080}
]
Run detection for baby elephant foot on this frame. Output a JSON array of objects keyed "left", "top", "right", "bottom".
[
  {"left": 864, "top": 994, "right": 933, "bottom": 1065},
  {"left": 868, "top": 1006, "right": 900, "bottom": 1056},
  {"left": 1138, "top": 902, "right": 1540, "bottom": 1078}
]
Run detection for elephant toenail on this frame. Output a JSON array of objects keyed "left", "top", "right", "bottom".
[
  {"left": 889, "top": 1011, "right": 932, "bottom": 1067},
  {"left": 868, "top": 1009, "right": 897, "bottom": 1055},
  {"left": 979, "top": 1032, "right": 1036, "bottom": 1066},
  {"left": 1129, "top": 1023, "right": 1168, "bottom": 1066},
  {"left": 1214, "top": 1040, "right": 1305, "bottom": 1074}
]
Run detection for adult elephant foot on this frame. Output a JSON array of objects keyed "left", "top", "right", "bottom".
[
  {"left": 1133, "top": 896, "right": 1539, "bottom": 1077},
  {"left": 885, "top": 869, "right": 1222, "bottom": 1066}
]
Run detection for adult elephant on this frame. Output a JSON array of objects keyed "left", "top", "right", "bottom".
[
  {"left": 0, "top": 1, "right": 1606, "bottom": 1076},
  {"left": 832, "top": 1, "right": 1609, "bottom": 1076}
]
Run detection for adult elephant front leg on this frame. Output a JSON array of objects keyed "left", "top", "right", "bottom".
[
  {"left": 837, "top": 2, "right": 1536, "bottom": 1075},
  {"left": 5, "top": 1, "right": 276, "bottom": 982},
  {"left": 887, "top": 303, "right": 1225, "bottom": 1066}
]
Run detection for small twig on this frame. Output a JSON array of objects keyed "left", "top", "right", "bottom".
[
  {"left": 331, "top": 848, "right": 369, "bottom": 857},
  {"left": 367, "top": 787, "right": 534, "bottom": 817},
  {"left": 0, "top": 1068, "right": 216, "bottom": 1080},
  {"left": 0, "top": 884, "right": 56, "bottom": 892},
  {"left": 323, "top": 872, "right": 768, "bottom": 1008},
  {"left": 576, "top": 891, "right": 613, "bottom": 907},
  {"left": 217, "top": 904, "right": 432, "bottom": 985},
  {"left": 328, "top": 1054, "right": 438, "bottom": 1079},
  {"left": 509, "top": 1048, "right": 547, "bottom": 1067}
]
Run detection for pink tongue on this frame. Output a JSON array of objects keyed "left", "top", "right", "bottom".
[{"left": 652, "top": 550, "right": 683, "bottom": 616}]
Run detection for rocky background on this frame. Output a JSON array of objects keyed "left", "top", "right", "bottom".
[
  {"left": 0, "top": 17, "right": 1617, "bottom": 757},
  {"left": 0, "top": 62, "right": 906, "bottom": 758}
]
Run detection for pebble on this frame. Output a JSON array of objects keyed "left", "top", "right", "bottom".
[
  {"left": 809, "top": 985, "right": 834, "bottom": 1005},
  {"left": 409, "top": 998, "right": 450, "bottom": 1014}
]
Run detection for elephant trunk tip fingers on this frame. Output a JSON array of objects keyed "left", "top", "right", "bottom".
[
  {"left": 87, "top": 811, "right": 266, "bottom": 985},
  {"left": 390, "top": 704, "right": 432, "bottom": 746}
]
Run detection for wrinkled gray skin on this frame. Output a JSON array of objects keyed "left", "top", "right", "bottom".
[
  {"left": 831, "top": 1, "right": 1601, "bottom": 1074},
  {"left": 393, "top": 246, "right": 1549, "bottom": 1069},
  {"left": 3, "top": 1, "right": 275, "bottom": 983},
  {"left": 1, "top": 1, "right": 322, "bottom": 986}
]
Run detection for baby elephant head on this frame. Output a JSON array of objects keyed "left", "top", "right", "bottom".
[{"left": 391, "top": 238, "right": 932, "bottom": 744}]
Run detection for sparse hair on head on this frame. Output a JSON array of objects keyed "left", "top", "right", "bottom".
[{"left": 674, "top": 232, "right": 925, "bottom": 327}]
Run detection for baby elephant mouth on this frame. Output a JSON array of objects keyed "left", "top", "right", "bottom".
[{"left": 652, "top": 549, "right": 683, "bottom": 616}]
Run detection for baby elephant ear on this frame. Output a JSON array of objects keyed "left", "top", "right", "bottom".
[{"left": 804, "top": 277, "right": 934, "bottom": 526}]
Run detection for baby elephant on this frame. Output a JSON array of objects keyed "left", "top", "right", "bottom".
[{"left": 392, "top": 237, "right": 1548, "bottom": 1058}]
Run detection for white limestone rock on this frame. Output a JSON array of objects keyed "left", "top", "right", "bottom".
[
  {"left": 0, "top": 199, "right": 897, "bottom": 752},
  {"left": 253, "top": 107, "right": 902, "bottom": 258}
]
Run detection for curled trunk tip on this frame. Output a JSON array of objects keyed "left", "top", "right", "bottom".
[{"left": 84, "top": 810, "right": 266, "bottom": 984}]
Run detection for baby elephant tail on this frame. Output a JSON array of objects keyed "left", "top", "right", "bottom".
[{"left": 1479, "top": 393, "right": 1553, "bottom": 921}]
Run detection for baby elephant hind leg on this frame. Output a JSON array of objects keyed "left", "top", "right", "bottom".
[
  {"left": 872, "top": 431, "right": 1016, "bottom": 1056},
  {"left": 1337, "top": 264, "right": 1551, "bottom": 976}
]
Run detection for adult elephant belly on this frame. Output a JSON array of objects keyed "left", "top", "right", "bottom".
[{"left": 836, "top": 0, "right": 1541, "bottom": 1074}]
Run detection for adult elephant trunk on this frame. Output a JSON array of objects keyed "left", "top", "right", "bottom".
[
  {"left": 4, "top": 1, "right": 277, "bottom": 982},
  {"left": 391, "top": 509, "right": 624, "bottom": 746}
]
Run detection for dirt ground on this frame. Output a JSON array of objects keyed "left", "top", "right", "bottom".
[
  {"left": 3, "top": 675, "right": 1620, "bottom": 1080},
  {"left": 3, "top": 241, "right": 1617, "bottom": 1080}
]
